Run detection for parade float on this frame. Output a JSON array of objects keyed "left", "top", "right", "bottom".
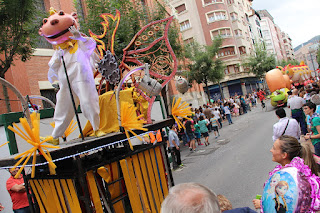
[
  {"left": 266, "top": 61, "right": 316, "bottom": 107},
  {"left": 0, "top": 8, "right": 192, "bottom": 213},
  {"left": 265, "top": 68, "right": 290, "bottom": 107}
]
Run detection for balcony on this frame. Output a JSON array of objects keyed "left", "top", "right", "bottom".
[{"left": 223, "top": 72, "right": 255, "bottom": 82}]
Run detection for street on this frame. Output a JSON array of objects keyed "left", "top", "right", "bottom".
[{"left": 173, "top": 101, "right": 283, "bottom": 210}]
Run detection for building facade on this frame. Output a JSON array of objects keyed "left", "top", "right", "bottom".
[
  {"left": 258, "top": 10, "right": 284, "bottom": 61},
  {"left": 295, "top": 43, "right": 319, "bottom": 71},
  {"left": 281, "top": 32, "right": 294, "bottom": 60},
  {"left": 169, "top": 0, "right": 262, "bottom": 99}
]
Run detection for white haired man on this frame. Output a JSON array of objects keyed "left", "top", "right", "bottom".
[{"left": 161, "top": 183, "right": 221, "bottom": 213}]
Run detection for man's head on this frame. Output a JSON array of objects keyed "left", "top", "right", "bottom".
[
  {"left": 9, "top": 168, "right": 19, "bottom": 177},
  {"left": 292, "top": 89, "right": 299, "bottom": 96},
  {"left": 275, "top": 108, "right": 286, "bottom": 119},
  {"left": 161, "top": 183, "right": 221, "bottom": 213}
]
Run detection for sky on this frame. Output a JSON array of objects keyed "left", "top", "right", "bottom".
[{"left": 252, "top": 0, "right": 320, "bottom": 48}]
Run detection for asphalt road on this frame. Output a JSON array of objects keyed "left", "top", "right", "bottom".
[{"left": 172, "top": 101, "right": 287, "bottom": 210}]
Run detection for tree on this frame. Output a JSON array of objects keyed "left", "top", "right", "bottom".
[
  {"left": 243, "top": 42, "right": 276, "bottom": 79},
  {"left": 75, "top": 0, "right": 183, "bottom": 59},
  {"left": 184, "top": 37, "right": 225, "bottom": 102},
  {"left": 277, "top": 59, "right": 300, "bottom": 67},
  {"left": 0, "top": 0, "right": 43, "bottom": 112}
]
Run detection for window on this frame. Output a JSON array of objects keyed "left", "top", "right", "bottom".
[
  {"left": 258, "top": 29, "right": 263, "bottom": 38},
  {"left": 234, "top": 29, "right": 242, "bottom": 37},
  {"left": 180, "top": 20, "right": 191, "bottom": 31},
  {"left": 183, "top": 37, "right": 194, "bottom": 44},
  {"left": 207, "top": 11, "right": 227, "bottom": 23},
  {"left": 225, "top": 65, "right": 238, "bottom": 74},
  {"left": 224, "top": 67, "right": 229, "bottom": 74},
  {"left": 239, "top": 46, "right": 246, "bottom": 55},
  {"left": 204, "top": 0, "right": 223, "bottom": 5},
  {"left": 218, "top": 46, "right": 235, "bottom": 57},
  {"left": 255, "top": 19, "right": 260, "bottom": 27},
  {"left": 211, "top": 28, "right": 232, "bottom": 38},
  {"left": 40, "top": 89, "right": 57, "bottom": 108},
  {"left": 262, "top": 30, "right": 270, "bottom": 36},
  {"left": 230, "top": 12, "right": 238, "bottom": 21},
  {"left": 175, "top": 4, "right": 186, "bottom": 14}
]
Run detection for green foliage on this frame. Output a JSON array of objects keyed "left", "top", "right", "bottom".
[
  {"left": 183, "top": 37, "right": 225, "bottom": 100},
  {"left": 243, "top": 42, "right": 276, "bottom": 79},
  {"left": 277, "top": 59, "right": 300, "bottom": 67},
  {"left": 0, "top": 0, "right": 43, "bottom": 78},
  {"left": 75, "top": 0, "right": 182, "bottom": 59}
]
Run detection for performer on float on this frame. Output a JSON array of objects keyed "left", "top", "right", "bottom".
[{"left": 39, "top": 8, "right": 102, "bottom": 143}]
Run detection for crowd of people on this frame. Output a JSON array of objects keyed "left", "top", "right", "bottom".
[
  {"left": 164, "top": 83, "right": 320, "bottom": 212},
  {"left": 168, "top": 89, "right": 267, "bottom": 170}
]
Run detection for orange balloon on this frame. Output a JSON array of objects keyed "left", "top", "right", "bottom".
[
  {"left": 283, "top": 74, "right": 291, "bottom": 89},
  {"left": 266, "top": 69, "right": 286, "bottom": 92}
]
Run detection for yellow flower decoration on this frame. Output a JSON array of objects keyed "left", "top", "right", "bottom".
[
  {"left": 50, "top": 120, "right": 77, "bottom": 138},
  {"left": 7, "top": 113, "right": 59, "bottom": 178},
  {"left": 121, "top": 102, "right": 147, "bottom": 150},
  {"left": 171, "top": 97, "right": 193, "bottom": 130}
]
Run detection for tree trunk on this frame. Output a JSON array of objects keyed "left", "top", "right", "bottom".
[
  {"left": 218, "top": 80, "right": 224, "bottom": 100},
  {"left": 205, "top": 81, "right": 210, "bottom": 104},
  {"left": 2, "top": 82, "right": 12, "bottom": 113}
]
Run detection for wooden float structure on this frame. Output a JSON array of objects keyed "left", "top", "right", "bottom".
[{"left": 0, "top": 118, "right": 175, "bottom": 213}]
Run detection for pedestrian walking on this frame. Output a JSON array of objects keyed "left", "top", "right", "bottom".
[
  {"left": 185, "top": 118, "right": 196, "bottom": 152},
  {"left": 168, "top": 124, "right": 183, "bottom": 169},
  {"left": 213, "top": 107, "right": 222, "bottom": 128},
  {"left": 224, "top": 103, "right": 233, "bottom": 125},
  {"left": 210, "top": 116, "right": 220, "bottom": 139}
]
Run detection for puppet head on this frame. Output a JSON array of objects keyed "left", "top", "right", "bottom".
[{"left": 39, "top": 7, "right": 78, "bottom": 45}]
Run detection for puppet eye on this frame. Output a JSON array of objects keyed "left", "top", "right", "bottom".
[
  {"left": 59, "top": 11, "right": 65, "bottom": 15},
  {"left": 43, "top": 18, "right": 48, "bottom": 24}
]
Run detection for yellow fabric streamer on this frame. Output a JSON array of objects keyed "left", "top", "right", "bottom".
[
  {"left": 8, "top": 112, "right": 59, "bottom": 178},
  {"left": 171, "top": 97, "right": 193, "bottom": 130},
  {"left": 121, "top": 102, "right": 148, "bottom": 150}
]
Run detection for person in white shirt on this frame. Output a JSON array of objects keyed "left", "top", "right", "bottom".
[
  {"left": 287, "top": 89, "right": 307, "bottom": 134},
  {"left": 273, "top": 108, "right": 301, "bottom": 142},
  {"left": 213, "top": 108, "right": 222, "bottom": 128}
]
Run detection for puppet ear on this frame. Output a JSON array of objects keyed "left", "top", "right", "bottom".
[{"left": 71, "top": 12, "right": 78, "bottom": 20}]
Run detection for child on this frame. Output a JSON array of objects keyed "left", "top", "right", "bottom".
[
  {"left": 210, "top": 116, "right": 220, "bottom": 139},
  {"left": 198, "top": 115, "right": 210, "bottom": 146},
  {"left": 194, "top": 121, "right": 203, "bottom": 145},
  {"left": 218, "top": 194, "right": 256, "bottom": 213}
]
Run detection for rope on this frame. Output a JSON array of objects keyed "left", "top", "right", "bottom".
[{"left": 0, "top": 131, "right": 153, "bottom": 170}]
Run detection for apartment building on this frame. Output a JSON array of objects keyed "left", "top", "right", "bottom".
[
  {"left": 281, "top": 32, "right": 294, "bottom": 60},
  {"left": 295, "top": 43, "right": 319, "bottom": 71},
  {"left": 248, "top": 9, "right": 263, "bottom": 45},
  {"left": 170, "top": 0, "right": 261, "bottom": 99}
]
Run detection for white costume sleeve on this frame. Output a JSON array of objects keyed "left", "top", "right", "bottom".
[{"left": 48, "top": 51, "right": 61, "bottom": 83}]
